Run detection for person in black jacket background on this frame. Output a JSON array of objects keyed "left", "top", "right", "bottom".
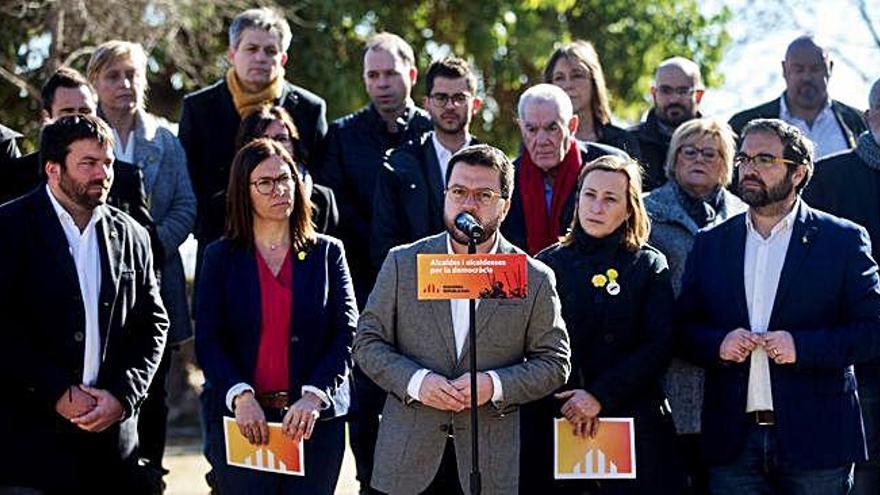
[
  {"left": 236, "top": 105, "right": 339, "bottom": 236},
  {"left": 520, "top": 154, "right": 682, "bottom": 494}
]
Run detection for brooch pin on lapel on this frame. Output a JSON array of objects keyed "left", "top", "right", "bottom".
[
  {"left": 590, "top": 268, "right": 620, "bottom": 296},
  {"left": 297, "top": 251, "right": 306, "bottom": 261}
]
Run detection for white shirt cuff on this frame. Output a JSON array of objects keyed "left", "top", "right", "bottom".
[
  {"left": 407, "top": 368, "right": 432, "bottom": 401},
  {"left": 226, "top": 382, "right": 254, "bottom": 413},
  {"left": 301, "top": 385, "right": 332, "bottom": 410},
  {"left": 487, "top": 370, "right": 503, "bottom": 405}
]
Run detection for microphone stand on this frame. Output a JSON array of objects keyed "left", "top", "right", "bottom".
[{"left": 467, "top": 234, "right": 481, "bottom": 495}]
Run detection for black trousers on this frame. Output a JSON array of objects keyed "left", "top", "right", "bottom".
[
  {"left": 138, "top": 343, "right": 172, "bottom": 468},
  {"left": 350, "top": 366, "right": 386, "bottom": 492}
]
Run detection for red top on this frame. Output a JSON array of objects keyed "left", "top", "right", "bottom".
[{"left": 253, "top": 249, "right": 293, "bottom": 394}]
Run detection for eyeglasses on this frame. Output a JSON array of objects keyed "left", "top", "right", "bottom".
[
  {"left": 445, "top": 186, "right": 505, "bottom": 206},
  {"left": 250, "top": 174, "right": 294, "bottom": 195},
  {"left": 428, "top": 92, "right": 472, "bottom": 107},
  {"left": 733, "top": 153, "right": 800, "bottom": 170},
  {"left": 679, "top": 145, "right": 720, "bottom": 161},
  {"left": 657, "top": 85, "right": 696, "bottom": 97}
]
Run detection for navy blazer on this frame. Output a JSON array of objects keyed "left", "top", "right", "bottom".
[
  {"left": 0, "top": 188, "right": 168, "bottom": 489},
  {"left": 678, "top": 201, "right": 880, "bottom": 469},
  {"left": 195, "top": 234, "right": 357, "bottom": 420}
]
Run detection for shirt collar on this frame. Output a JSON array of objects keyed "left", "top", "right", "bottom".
[
  {"left": 432, "top": 132, "right": 454, "bottom": 161},
  {"left": 446, "top": 232, "right": 501, "bottom": 254},
  {"left": 46, "top": 184, "right": 102, "bottom": 233},
  {"left": 745, "top": 197, "right": 800, "bottom": 239},
  {"left": 780, "top": 93, "right": 832, "bottom": 121}
]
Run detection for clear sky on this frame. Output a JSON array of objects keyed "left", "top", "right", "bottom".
[{"left": 700, "top": 0, "right": 879, "bottom": 119}]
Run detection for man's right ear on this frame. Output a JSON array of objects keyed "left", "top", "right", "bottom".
[{"left": 41, "top": 109, "right": 52, "bottom": 124}]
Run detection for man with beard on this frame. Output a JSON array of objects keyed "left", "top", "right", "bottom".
[
  {"left": 0, "top": 114, "right": 168, "bottom": 492},
  {"left": 729, "top": 35, "right": 866, "bottom": 160},
  {"left": 502, "top": 83, "right": 626, "bottom": 255},
  {"left": 678, "top": 118, "right": 880, "bottom": 494},
  {"left": 629, "top": 57, "right": 705, "bottom": 190},
  {"left": 371, "top": 56, "right": 482, "bottom": 270},
  {"left": 803, "top": 78, "right": 880, "bottom": 494},
  {"left": 353, "top": 144, "right": 570, "bottom": 494}
]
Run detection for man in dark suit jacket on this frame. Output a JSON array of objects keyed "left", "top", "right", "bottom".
[
  {"left": 728, "top": 35, "right": 866, "bottom": 160},
  {"left": 803, "top": 78, "right": 880, "bottom": 494},
  {"left": 679, "top": 118, "right": 880, "bottom": 494},
  {"left": 0, "top": 115, "right": 168, "bottom": 492},
  {"left": 318, "top": 32, "right": 432, "bottom": 493},
  {"left": 179, "top": 7, "right": 327, "bottom": 273},
  {"left": 502, "top": 83, "right": 627, "bottom": 255},
  {"left": 371, "top": 57, "right": 481, "bottom": 270}
]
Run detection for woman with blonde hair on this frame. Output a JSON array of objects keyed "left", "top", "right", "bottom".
[
  {"left": 87, "top": 40, "right": 196, "bottom": 479},
  {"left": 521, "top": 155, "right": 682, "bottom": 493},
  {"left": 644, "top": 117, "right": 746, "bottom": 494}
]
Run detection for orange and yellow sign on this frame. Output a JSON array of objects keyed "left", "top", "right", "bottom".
[
  {"left": 554, "top": 417, "right": 636, "bottom": 479},
  {"left": 224, "top": 417, "right": 304, "bottom": 476},
  {"left": 417, "top": 253, "right": 527, "bottom": 300}
]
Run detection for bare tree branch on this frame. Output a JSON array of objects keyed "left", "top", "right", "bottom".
[{"left": 0, "top": 63, "right": 40, "bottom": 101}]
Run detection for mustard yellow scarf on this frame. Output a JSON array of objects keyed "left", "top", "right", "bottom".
[{"left": 225, "top": 67, "right": 285, "bottom": 117}]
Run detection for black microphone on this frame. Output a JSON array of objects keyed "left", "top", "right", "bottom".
[{"left": 455, "top": 212, "right": 484, "bottom": 240}]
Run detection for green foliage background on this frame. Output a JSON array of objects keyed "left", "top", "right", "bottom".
[{"left": 0, "top": 0, "right": 730, "bottom": 154}]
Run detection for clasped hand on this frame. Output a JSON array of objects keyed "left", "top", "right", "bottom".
[
  {"left": 719, "top": 328, "right": 796, "bottom": 364},
  {"left": 55, "top": 384, "right": 124, "bottom": 433},
  {"left": 555, "top": 389, "right": 602, "bottom": 438},
  {"left": 234, "top": 391, "right": 323, "bottom": 446},
  {"left": 418, "top": 372, "right": 494, "bottom": 412}
]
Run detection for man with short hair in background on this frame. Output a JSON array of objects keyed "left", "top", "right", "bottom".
[
  {"left": 371, "top": 56, "right": 482, "bottom": 269},
  {"left": 319, "top": 32, "right": 432, "bottom": 493},
  {"left": 729, "top": 35, "right": 866, "bottom": 160},
  {"left": 629, "top": 57, "right": 705, "bottom": 190},
  {"left": 180, "top": 6, "right": 327, "bottom": 276}
]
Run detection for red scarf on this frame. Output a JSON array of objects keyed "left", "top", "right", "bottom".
[{"left": 519, "top": 141, "right": 582, "bottom": 255}]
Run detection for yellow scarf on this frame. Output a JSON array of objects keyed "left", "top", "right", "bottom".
[{"left": 225, "top": 67, "right": 285, "bottom": 117}]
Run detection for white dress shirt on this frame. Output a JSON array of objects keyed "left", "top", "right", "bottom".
[
  {"left": 743, "top": 201, "right": 800, "bottom": 412},
  {"left": 779, "top": 96, "right": 849, "bottom": 159},
  {"left": 111, "top": 129, "right": 135, "bottom": 164},
  {"left": 47, "top": 186, "right": 103, "bottom": 386},
  {"left": 406, "top": 233, "right": 504, "bottom": 405}
]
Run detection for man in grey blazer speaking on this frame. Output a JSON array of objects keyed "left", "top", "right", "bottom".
[{"left": 353, "top": 144, "right": 571, "bottom": 494}]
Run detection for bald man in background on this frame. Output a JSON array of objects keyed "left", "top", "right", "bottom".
[
  {"left": 629, "top": 57, "right": 705, "bottom": 190},
  {"left": 729, "top": 35, "right": 866, "bottom": 160}
]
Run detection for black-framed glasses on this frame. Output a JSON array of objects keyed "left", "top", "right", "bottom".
[
  {"left": 428, "top": 92, "right": 472, "bottom": 107},
  {"left": 657, "top": 85, "right": 696, "bottom": 97},
  {"left": 445, "top": 186, "right": 505, "bottom": 206},
  {"left": 733, "top": 153, "right": 799, "bottom": 170},
  {"left": 250, "top": 174, "right": 294, "bottom": 195},
  {"left": 679, "top": 145, "right": 720, "bottom": 161}
]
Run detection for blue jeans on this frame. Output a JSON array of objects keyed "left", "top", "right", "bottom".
[
  {"left": 709, "top": 424, "right": 853, "bottom": 495},
  {"left": 854, "top": 386, "right": 880, "bottom": 495}
]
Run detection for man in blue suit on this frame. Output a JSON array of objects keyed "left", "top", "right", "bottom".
[{"left": 679, "top": 118, "right": 880, "bottom": 494}]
